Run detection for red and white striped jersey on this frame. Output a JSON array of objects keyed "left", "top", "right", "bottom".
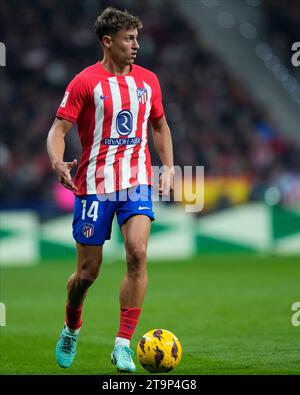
[{"left": 56, "top": 62, "right": 164, "bottom": 195}]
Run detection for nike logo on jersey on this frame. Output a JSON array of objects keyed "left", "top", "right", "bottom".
[
  {"left": 138, "top": 206, "right": 151, "bottom": 210},
  {"left": 100, "top": 95, "right": 110, "bottom": 100}
]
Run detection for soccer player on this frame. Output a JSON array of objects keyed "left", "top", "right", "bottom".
[{"left": 47, "top": 7, "right": 174, "bottom": 373}]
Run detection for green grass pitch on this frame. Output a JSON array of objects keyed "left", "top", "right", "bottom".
[{"left": 1, "top": 255, "right": 300, "bottom": 375}]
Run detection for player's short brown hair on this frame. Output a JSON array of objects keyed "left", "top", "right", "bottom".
[{"left": 94, "top": 7, "right": 142, "bottom": 43}]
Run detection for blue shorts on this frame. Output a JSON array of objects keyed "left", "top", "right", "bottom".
[{"left": 72, "top": 185, "right": 154, "bottom": 246}]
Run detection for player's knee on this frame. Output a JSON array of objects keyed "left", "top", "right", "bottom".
[
  {"left": 126, "top": 243, "right": 147, "bottom": 272},
  {"left": 77, "top": 259, "right": 101, "bottom": 287},
  {"left": 77, "top": 270, "right": 98, "bottom": 288}
]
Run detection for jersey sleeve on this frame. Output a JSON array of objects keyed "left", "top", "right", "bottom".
[
  {"left": 56, "top": 74, "right": 88, "bottom": 124},
  {"left": 149, "top": 73, "right": 164, "bottom": 121}
]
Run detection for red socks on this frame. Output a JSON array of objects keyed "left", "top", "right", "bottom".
[
  {"left": 66, "top": 305, "right": 82, "bottom": 330},
  {"left": 117, "top": 307, "right": 141, "bottom": 340},
  {"left": 65, "top": 305, "right": 141, "bottom": 337}
]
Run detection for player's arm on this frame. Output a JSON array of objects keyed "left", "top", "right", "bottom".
[
  {"left": 47, "top": 117, "right": 78, "bottom": 192},
  {"left": 150, "top": 115, "right": 174, "bottom": 196}
]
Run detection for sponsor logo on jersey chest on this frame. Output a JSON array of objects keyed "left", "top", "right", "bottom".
[{"left": 116, "top": 110, "right": 133, "bottom": 136}]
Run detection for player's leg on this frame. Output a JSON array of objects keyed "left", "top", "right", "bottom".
[
  {"left": 111, "top": 214, "right": 151, "bottom": 372},
  {"left": 56, "top": 244, "right": 103, "bottom": 368},
  {"left": 56, "top": 193, "right": 114, "bottom": 368},
  {"left": 66, "top": 243, "right": 103, "bottom": 326},
  {"left": 119, "top": 215, "right": 151, "bottom": 308}
]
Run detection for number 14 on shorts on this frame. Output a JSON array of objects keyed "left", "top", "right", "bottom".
[{"left": 81, "top": 200, "right": 99, "bottom": 221}]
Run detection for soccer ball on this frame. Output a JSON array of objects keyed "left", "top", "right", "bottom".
[{"left": 137, "top": 329, "right": 182, "bottom": 373}]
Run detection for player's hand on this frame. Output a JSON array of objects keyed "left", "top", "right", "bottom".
[
  {"left": 53, "top": 159, "right": 78, "bottom": 192},
  {"left": 158, "top": 166, "right": 175, "bottom": 196}
]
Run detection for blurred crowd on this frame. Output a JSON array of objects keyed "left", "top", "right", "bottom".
[{"left": 1, "top": 0, "right": 300, "bottom": 212}]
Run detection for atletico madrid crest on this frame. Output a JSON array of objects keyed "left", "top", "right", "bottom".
[
  {"left": 82, "top": 223, "right": 94, "bottom": 238},
  {"left": 136, "top": 88, "right": 148, "bottom": 104}
]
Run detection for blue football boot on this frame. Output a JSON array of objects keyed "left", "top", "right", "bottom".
[
  {"left": 111, "top": 346, "right": 136, "bottom": 373},
  {"left": 55, "top": 325, "right": 78, "bottom": 368}
]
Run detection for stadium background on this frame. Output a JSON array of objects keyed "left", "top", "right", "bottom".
[{"left": 1, "top": 0, "right": 300, "bottom": 374}]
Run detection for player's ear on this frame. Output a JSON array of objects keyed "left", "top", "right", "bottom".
[{"left": 102, "top": 35, "right": 112, "bottom": 49}]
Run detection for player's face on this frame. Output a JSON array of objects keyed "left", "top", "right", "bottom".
[{"left": 109, "top": 28, "right": 140, "bottom": 67}]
